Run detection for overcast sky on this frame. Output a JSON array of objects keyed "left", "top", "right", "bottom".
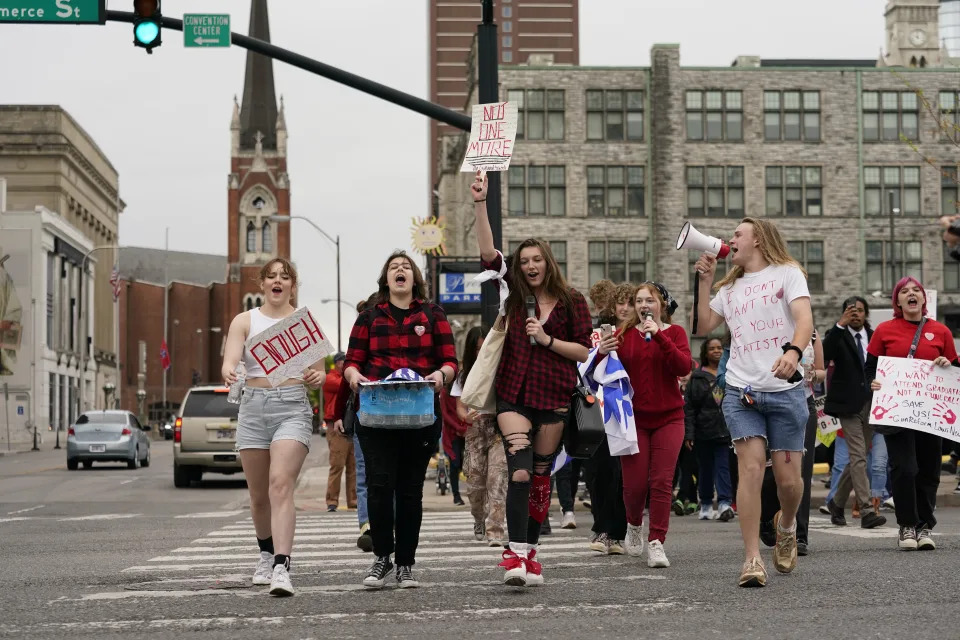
[{"left": 2, "top": 0, "right": 889, "bottom": 347}]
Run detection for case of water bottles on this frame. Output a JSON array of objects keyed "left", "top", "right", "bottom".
[{"left": 357, "top": 380, "right": 435, "bottom": 428}]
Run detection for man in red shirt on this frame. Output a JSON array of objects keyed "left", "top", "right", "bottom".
[{"left": 325, "top": 353, "right": 356, "bottom": 512}]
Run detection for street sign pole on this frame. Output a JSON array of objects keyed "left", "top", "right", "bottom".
[{"left": 183, "top": 14, "right": 230, "bottom": 48}]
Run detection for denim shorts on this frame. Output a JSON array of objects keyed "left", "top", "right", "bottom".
[
  {"left": 237, "top": 385, "right": 313, "bottom": 451},
  {"left": 721, "top": 384, "right": 808, "bottom": 452},
  {"left": 496, "top": 399, "right": 569, "bottom": 429}
]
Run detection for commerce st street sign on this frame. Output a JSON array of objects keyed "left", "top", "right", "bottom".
[
  {"left": 0, "top": 0, "right": 104, "bottom": 23},
  {"left": 183, "top": 13, "right": 230, "bottom": 48}
]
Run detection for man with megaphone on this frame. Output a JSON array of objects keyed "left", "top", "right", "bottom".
[{"left": 687, "top": 217, "right": 814, "bottom": 589}]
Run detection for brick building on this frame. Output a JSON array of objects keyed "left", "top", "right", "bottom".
[
  {"left": 436, "top": 0, "right": 960, "bottom": 341},
  {"left": 117, "top": 0, "right": 292, "bottom": 421},
  {"left": 428, "top": 0, "right": 579, "bottom": 198}
]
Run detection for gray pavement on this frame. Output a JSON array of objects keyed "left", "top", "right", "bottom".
[{"left": 1, "top": 434, "right": 958, "bottom": 639}]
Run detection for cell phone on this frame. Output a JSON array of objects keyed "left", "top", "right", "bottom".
[{"left": 601, "top": 324, "right": 613, "bottom": 338}]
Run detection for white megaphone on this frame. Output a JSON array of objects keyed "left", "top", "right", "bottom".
[{"left": 676, "top": 222, "right": 731, "bottom": 258}]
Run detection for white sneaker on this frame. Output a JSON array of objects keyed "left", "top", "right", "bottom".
[
  {"left": 625, "top": 524, "right": 645, "bottom": 557},
  {"left": 699, "top": 506, "right": 715, "bottom": 520},
  {"left": 646, "top": 540, "right": 670, "bottom": 568},
  {"left": 252, "top": 551, "right": 273, "bottom": 585},
  {"left": 269, "top": 564, "right": 294, "bottom": 597},
  {"left": 561, "top": 511, "right": 577, "bottom": 529}
]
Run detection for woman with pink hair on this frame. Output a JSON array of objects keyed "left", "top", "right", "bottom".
[{"left": 866, "top": 276, "right": 957, "bottom": 551}]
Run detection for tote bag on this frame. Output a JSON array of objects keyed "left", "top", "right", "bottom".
[{"left": 460, "top": 316, "right": 507, "bottom": 414}]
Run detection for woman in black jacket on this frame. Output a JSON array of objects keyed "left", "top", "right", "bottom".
[{"left": 684, "top": 338, "right": 734, "bottom": 522}]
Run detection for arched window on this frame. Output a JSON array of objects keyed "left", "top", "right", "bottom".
[
  {"left": 920, "top": 56, "right": 928, "bottom": 68},
  {"left": 246, "top": 221, "right": 257, "bottom": 253},
  {"left": 262, "top": 222, "right": 273, "bottom": 253},
  {"left": 255, "top": 296, "right": 263, "bottom": 307},
  {"left": 244, "top": 296, "right": 254, "bottom": 311}
]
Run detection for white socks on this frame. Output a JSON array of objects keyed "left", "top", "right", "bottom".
[{"left": 509, "top": 541, "right": 528, "bottom": 558}]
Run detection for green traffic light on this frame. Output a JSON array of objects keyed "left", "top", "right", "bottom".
[{"left": 135, "top": 21, "right": 160, "bottom": 45}]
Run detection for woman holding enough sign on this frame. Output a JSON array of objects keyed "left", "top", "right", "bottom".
[
  {"left": 220, "top": 258, "right": 327, "bottom": 597},
  {"left": 866, "top": 276, "right": 957, "bottom": 551}
]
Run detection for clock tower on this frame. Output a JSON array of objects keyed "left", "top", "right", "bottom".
[
  {"left": 882, "top": 0, "right": 946, "bottom": 67},
  {"left": 226, "top": 0, "right": 291, "bottom": 314}
]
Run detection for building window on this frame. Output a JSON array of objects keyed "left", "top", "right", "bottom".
[
  {"left": 587, "top": 166, "right": 645, "bottom": 217},
  {"left": 252, "top": 196, "right": 266, "bottom": 209},
  {"left": 865, "top": 240, "right": 923, "bottom": 292},
  {"left": 862, "top": 91, "right": 919, "bottom": 142},
  {"left": 507, "top": 165, "right": 565, "bottom": 216},
  {"left": 46, "top": 253, "right": 55, "bottom": 347},
  {"left": 943, "top": 166, "right": 959, "bottom": 215},
  {"left": 502, "top": 35, "right": 512, "bottom": 48},
  {"left": 686, "top": 166, "right": 745, "bottom": 217},
  {"left": 765, "top": 167, "right": 822, "bottom": 216},
  {"left": 502, "top": 6, "right": 512, "bottom": 17},
  {"left": 588, "top": 241, "right": 646, "bottom": 286},
  {"left": 786, "top": 241, "right": 825, "bottom": 292},
  {"left": 586, "top": 90, "right": 643, "bottom": 141},
  {"left": 938, "top": 91, "right": 960, "bottom": 141},
  {"left": 686, "top": 90, "right": 743, "bottom": 141},
  {"left": 262, "top": 222, "right": 273, "bottom": 253},
  {"left": 764, "top": 90, "right": 820, "bottom": 141},
  {"left": 945, "top": 243, "right": 960, "bottom": 292},
  {"left": 508, "top": 89, "right": 564, "bottom": 140},
  {"left": 502, "top": 51, "right": 512, "bottom": 63},
  {"left": 246, "top": 221, "right": 257, "bottom": 253},
  {"left": 864, "top": 166, "right": 921, "bottom": 216},
  {"left": 507, "top": 240, "right": 567, "bottom": 278},
  {"left": 503, "top": 20, "right": 512, "bottom": 32}
]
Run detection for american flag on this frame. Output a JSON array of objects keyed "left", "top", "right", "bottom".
[
  {"left": 160, "top": 340, "right": 171, "bottom": 371},
  {"left": 109, "top": 262, "right": 121, "bottom": 302}
]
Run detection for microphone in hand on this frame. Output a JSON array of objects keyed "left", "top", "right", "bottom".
[
  {"left": 526, "top": 295, "right": 538, "bottom": 346},
  {"left": 643, "top": 312, "right": 654, "bottom": 342}
]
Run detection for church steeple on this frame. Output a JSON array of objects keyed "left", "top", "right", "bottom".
[{"left": 239, "top": 0, "right": 278, "bottom": 151}]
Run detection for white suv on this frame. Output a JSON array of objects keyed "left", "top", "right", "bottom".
[{"left": 173, "top": 386, "right": 242, "bottom": 488}]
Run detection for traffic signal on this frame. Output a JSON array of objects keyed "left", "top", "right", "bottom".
[{"left": 133, "top": 0, "right": 161, "bottom": 53}]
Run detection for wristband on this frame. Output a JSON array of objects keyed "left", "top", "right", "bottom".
[
  {"left": 781, "top": 343, "right": 803, "bottom": 359},
  {"left": 440, "top": 369, "right": 448, "bottom": 384},
  {"left": 547, "top": 335, "right": 555, "bottom": 349}
]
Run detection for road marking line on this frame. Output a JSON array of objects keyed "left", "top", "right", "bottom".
[
  {"left": 6, "top": 504, "right": 45, "bottom": 515},
  {"left": 58, "top": 514, "right": 141, "bottom": 521},
  {"left": 175, "top": 511, "right": 245, "bottom": 519},
  {"left": 119, "top": 478, "right": 138, "bottom": 485}
]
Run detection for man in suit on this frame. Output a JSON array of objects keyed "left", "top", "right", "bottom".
[{"left": 821, "top": 296, "right": 886, "bottom": 529}]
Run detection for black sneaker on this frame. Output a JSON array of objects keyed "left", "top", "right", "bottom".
[
  {"left": 540, "top": 518, "right": 553, "bottom": 536},
  {"left": 860, "top": 510, "right": 887, "bottom": 529},
  {"left": 796, "top": 541, "right": 809, "bottom": 556},
  {"left": 898, "top": 526, "right": 918, "bottom": 551},
  {"left": 396, "top": 565, "right": 420, "bottom": 588},
  {"left": 357, "top": 527, "right": 373, "bottom": 553},
  {"left": 759, "top": 520, "right": 776, "bottom": 548},
  {"left": 362, "top": 555, "right": 393, "bottom": 589},
  {"left": 917, "top": 527, "right": 936, "bottom": 550},
  {"left": 818, "top": 504, "right": 830, "bottom": 516},
  {"left": 827, "top": 499, "right": 846, "bottom": 527}
]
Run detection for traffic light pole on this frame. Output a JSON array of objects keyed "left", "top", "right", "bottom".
[
  {"left": 105, "top": 11, "right": 472, "bottom": 132},
  {"left": 477, "top": 0, "right": 501, "bottom": 331}
]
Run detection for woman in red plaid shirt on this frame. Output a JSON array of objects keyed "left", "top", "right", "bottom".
[
  {"left": 343, "top": 251, "right": 458, "bottom": 590},
  {"left": 471, "top": 172, "right": 593, "bottom": 587}
]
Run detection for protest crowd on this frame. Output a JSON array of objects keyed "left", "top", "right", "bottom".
[{"left": 221, "top": 173, "right": 960, "bottom": 597}]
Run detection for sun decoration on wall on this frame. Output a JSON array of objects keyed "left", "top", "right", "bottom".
[{"left": 410, "top": 216, "right": 447, "bottom": 256}]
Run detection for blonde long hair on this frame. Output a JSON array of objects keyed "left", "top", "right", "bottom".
[{"left": 714, "top": 217, "right": 805, "bottom": 291}]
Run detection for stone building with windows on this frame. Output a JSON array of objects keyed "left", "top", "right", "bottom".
[{"left": 436, "top": 0, "right": 960, "bottom": 338}]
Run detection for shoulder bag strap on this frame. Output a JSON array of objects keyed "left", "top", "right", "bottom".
[{"left": 906, "top": 318, "right": 927, "bottom": 360}]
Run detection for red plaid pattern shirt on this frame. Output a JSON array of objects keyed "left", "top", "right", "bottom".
[
  {"left": 344, "top": 300, "right": 458, "bottom": 382},
  {"left": 483, "top": 253, "right": 593, "bottom": 410}
]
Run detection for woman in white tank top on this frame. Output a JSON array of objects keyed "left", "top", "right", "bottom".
[{"left": 220, "top": 258, "right": 326, "bottom": 597}]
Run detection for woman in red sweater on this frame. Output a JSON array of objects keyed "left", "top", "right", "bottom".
[{"left": 598, "top": 282, "right": 692, "bottom": 568}]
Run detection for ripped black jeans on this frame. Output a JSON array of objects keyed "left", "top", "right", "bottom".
[{"left": 495, "top": 399, "right": 567, "bottom": 545}]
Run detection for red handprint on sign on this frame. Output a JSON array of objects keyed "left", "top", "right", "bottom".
[
  {"left": 877, "top": 360, "right": 896, "bottom": 379},
  {"left": 871, "top": 394, "right": 899, "bottom": 421},
  {"left": 932, "top": 402, "right": 957, "bottom": 426},
  {"left": 910, "top": 360, "right": 934, "bottom": 376}
]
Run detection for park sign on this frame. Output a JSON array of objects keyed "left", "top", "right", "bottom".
[
  {"left": 0, "top": 0, "right": 105, "bottom": 23},
  {"left": 183, "top": 13, "right": 230, "bottom": 48}
]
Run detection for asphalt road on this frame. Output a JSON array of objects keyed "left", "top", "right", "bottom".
[{"left": 1, "top": 442, "right": 958, "bottom": 640}]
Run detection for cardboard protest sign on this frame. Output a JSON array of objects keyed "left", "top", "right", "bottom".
[
  {"left": 460, "top": 102, "right": 519, "bottom": 173},
  {"left": 814, "top": 396, "right": 841, "bottom": 435},
  {"left": 244, "top": 307, "right": 334, "bottom": 387},
  {"left": 869, "top": 356, "right": 960, "bottom": 443}
]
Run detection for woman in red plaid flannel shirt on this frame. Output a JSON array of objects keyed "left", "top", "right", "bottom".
[
  {"left": 343, "top": 251, "right": 458, "bottom": 590},
  {"left": 471, "top": 172, "right": 593, "bottom": 587}
]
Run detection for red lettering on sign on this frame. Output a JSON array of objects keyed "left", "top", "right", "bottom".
[
  {"left": 303, "top": 311, "right": 325, "bottom": 343},
  {"left": 250, "top": 343, "right": 278, "bottom": 374}
]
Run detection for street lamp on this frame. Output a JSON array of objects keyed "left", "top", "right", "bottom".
[
  {"left": 79, "top": 244, "right": 120, "bottom": 416},
  {"left": 888, "top": 191, "right": 901, "bottom": 289},
  {"left": 269, "top": 215, "right": 342, "bottom": 350},
  {"left": 136, "top": 389, "right": 147, "bottom": 423}
]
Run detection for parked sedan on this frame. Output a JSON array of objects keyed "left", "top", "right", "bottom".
[{"left": 66, "top": 410, "right": 152, "bottom": 470}]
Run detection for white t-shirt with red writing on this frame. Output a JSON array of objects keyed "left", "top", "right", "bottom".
[{"left": 709, "top": 264, "right": 810, "bottom": 393}]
